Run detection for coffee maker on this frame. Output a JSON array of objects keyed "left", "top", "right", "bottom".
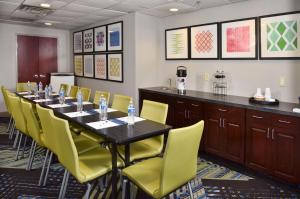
[{"left": 176, "top": 66, "right": 187, "bottom": 94}]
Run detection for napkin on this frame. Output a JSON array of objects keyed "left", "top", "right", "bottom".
[
  {"left": 64, "top": 111, "right": 91, "bottom": 118},
  {"left": 72, "top": 101, "right": 92, "bottom": 105},
  {"left": 92, "top": 108, "right": 117, "bottom": 113},
  {"left": 116, "top": 116, "right": 145, "bottom": 123},
  {"left": 24, "top": 95, "right": 36, "bottom": 98},
  {"left": 47, "top": 104, "right": 71, "bottom": 108},
  {"left": 87, "top": 120, "right": 120, "bottom": 130},
  {"left": 34, "top": 99, "right": 53, "bottom": 102}
]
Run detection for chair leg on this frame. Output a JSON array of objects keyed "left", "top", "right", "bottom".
[
  {"left": 28, "top": 142, "right": 37, "bottom": 171},
  {"left": 9, "top": 121, "right": 15, "bottom": 140},
  {"left": 39, "top": 149, "right": 49, "bottom": 186},
  {"left": 21, "top": 136, "right": 28, "bottom": 158},
  {"left": 82, "top": 183, "right": 92, "bottom": 199},
  {"left": 26, "top": 140, "right": 35, "bottom": 171},
  {"left": 42, "top": 151, "right": 53, "bottom": 186},
  {"left": 15, "top": 133, "right": 23, "bottom": 160},
  {"left": 6, "top": 116, "right": 12, "bottom": 133},
  {"left": 188, "top": 182, "right": 194, "bottom": 199},
  {"left": 122, "top": 179, "right": 128, "bottom": 199},
  {"left": 58, "top": 169, "right": 70, "bottom": 199},
  {"left": 13, "top": 129, "right": 19, "bottom": 148}
]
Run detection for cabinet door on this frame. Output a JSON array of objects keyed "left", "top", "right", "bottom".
[
  {"left": 187, "top": 101, "right": 203, "bottom": 126},
  {"left": 223, "top": 107, "right": 245, "bottom": 164},
  {"left": 246, "top": 111, "right": 272, "bottom": 173},
  {"left": 174, "top": 100, "right": 187, "bottom": 128},
  {"left": 204, "top": 105, "right": 222, "bottom": 155},
  {"left": 271, "top": 127, "right": 300, "bottom": 183}
]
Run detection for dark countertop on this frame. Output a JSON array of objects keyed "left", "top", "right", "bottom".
[{"left": 139, "top": 87, "right": 300, "bottom": 118}]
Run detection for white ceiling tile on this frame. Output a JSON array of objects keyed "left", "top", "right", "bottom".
[
  {"left": 23, "top": 0, "right": 68, "bottom": 9},
  {"left": 92, "top": 9, "right": 126, "bottom": 17},
  {"left": 0, "top": 0, "right": 23, "bottom": 4},
  {"left": 0, "top": 1, "right": 19, "bottom": 15},
  {"left": 63, "top": 2, "right": 101, "bottom": 13},
  {"left": 80, "top": 14, "right": 109, "bottom": 21},
  {"left": 108, "top": 2, "right": 143, "bottom": 13},
  {"left": 122, "top": 0, "right": 168, "bottom": 8},
  {"left": 73, "top": 0, "right": 121, "bottom": 9},
  {"left": 51, "top": 9, "right": 85, "bottom": 17},
  {"left": 11, "top": 10, "right": 40, "bottom": 20}
]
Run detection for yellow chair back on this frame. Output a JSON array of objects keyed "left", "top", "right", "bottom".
[
  {"left": 59, "top": 84, "right": 69, "bottom": 94},
  {"left": 36, "top": 104, "right": 58, "bottom": 154},
  {"left": 7, "top": 95, "right": 27, "bottom": 134},
  {"left": 21, "top": 100, "right": 43, "bottom": 146},
  {"left": 69, "top": 86, "right": 79, "bottom": 98},
  {"left": 111, "top": 94, "right": 132, "bottom": 113},
  {"left": 160, "top": 120, "right": 204, "bottom": 196},
  {"left": 93, "top": 91, "right": 110, "bottom": 105},
  {"left": 80, "top": 87, "right": 91, "bottom": 101},
  {"left": 1, "top": 86, "right": 10, "bottom": 113},
  {"left": 17, "top": 82, "right": 37, "bottom": 92},
  {"left": 140, "top": 100, "right": 168, "bottom": 124}
]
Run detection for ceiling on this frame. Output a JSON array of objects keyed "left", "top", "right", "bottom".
[{"left": 0, "top": 0, "right": 250, "bottom": 29}]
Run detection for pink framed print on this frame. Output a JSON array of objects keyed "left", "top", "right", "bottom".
[{"left": 94, "top": 54, "right": 107, "bottom": 80}]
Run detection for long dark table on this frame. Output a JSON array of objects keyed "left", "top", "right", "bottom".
[{"left": 17, "top": 92, "right": 172, "bottom": 199}]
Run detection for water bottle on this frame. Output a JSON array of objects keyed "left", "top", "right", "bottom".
[
  {"left": 99, "top": 95, "right": 107, "bottom": 121},
  {"left": 38, "top": 81, "right": 43, "bottom": 92},
  {"left": 127, "top": 99, "right": 135, "bottom": 125},
  {"left": 77, "top": 89, "right": 83, "bottom": 112},
  {"left": 45, "top": 85, "right": 49, "bottom": 99},
  {"left": 48, "top": 84, "right": 53, "bottom": 95},
  {"left": 59, "top": 87, "right": 65, "bottom": 105},
  {"left": 27, "top": 81, "right": 31, "bottom": 93}
]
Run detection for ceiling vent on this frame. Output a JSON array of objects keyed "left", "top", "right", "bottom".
[{"left": 17, "top": 4, "right": 54, "bottom": 17}]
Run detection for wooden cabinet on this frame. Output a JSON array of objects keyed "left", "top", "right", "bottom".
[
  {"left": 246, "top": 110, "right": 300, "bottom": 184},
  {"left": 204, "top": 103, "right": 245, "bottom": 164}
]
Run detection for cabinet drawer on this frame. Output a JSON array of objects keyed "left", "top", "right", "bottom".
[
  {"left": 272, "top": 114, "right": 300, "bottom": 130},
  {"left": 247, "top": 110, "right": 272, "bottom": 126}
]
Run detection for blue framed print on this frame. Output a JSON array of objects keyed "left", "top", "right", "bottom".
[{"left": 108, "top": 21, "right": 123, "bottom": 51}]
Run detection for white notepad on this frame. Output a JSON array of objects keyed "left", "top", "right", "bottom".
[
  {"left": 65, "top": 96, "right": 74, "bottom": 99},
  {"left": 92, "top": 108, "right": 117, "bottom": 113},
  {"left": 18, "top": 92, "right": 30, "bottom": 95},
  {"left": 24, "top": 95, "right": 36, "bottom": 98},
  {"left": 64, "top": 111, "right": 91, "bottom": 118},
  {"left": 34, "top": 99, "right": 53, "bottom": 102},
  {"left": 72, "top": 101, "right": 92, "bottom": 105},
  {"left": 47, "top": 104, "right": 71, "bottom": 108},
  {"left": 116, "top": 116, "right": 145, "bottom": 123},
  {"left": 87, "top": 120, "right": 120, "bottom": 130}
]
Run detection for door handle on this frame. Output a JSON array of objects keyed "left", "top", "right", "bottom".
[
  {"left": 278, "top": 120, "right": 291, "bottom": 124},
  {"left": 39, "top": 74, "right": 46, "bottom": 78},
  {"left": 222, "top": 119, "right": 225, "bottom": 128},
  {"left": 218, "top": 108, "right": 227, "bottom": 112},
  {"left": 187, "top": 110, "right": 190, "bottom": 119},
  {"left": 252, "top": 115, "right": 263, "bottom": 119},
  {"left": 219, "top": 118, "right": 222, "bottom": 128},
  {"left": 191, "top": 104, "right": 199, "bottom": 107},
  {"left": 271, "top": 128, "right": 275, "bottom": 140},
  {"left": 184, "top": 110, "right": 187, "bottom": 119},
  {"left": 267, "top": 128, "right": 270, "bottom": 139},
  {"left": 33, "top": 74, "right": 39, "bottom": 78}
]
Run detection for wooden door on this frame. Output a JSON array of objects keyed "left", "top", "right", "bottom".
[
  {"left": 187, "top": 101, "right": 203, "bottom": 125},
  {"left": 174, "top": 99, "right": 187, "bottom": 128},
  {"left": 17, "top": 35, "right": 58, "bottom": 85},
  {"left": 223, "top": 107, "right": 245, "bottom": 164}
]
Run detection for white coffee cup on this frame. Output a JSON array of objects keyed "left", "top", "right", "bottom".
[
  {"left": 265, "top": 88, "right": 271, "bottom": 101},
  {"left": 255, "top": 88, "right": 263, "bottom": 97}
]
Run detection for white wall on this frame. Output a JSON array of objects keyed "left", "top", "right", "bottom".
[
  {"left": 158, "top": 0, "right": 300, "bottom": 103},
  {"left": 0, "top": 23, "right": 71, "bottom": 112}
]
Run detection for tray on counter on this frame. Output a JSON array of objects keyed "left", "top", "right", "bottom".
[{"left": 249, "top": 97, "right": 279, "bottom": 106}]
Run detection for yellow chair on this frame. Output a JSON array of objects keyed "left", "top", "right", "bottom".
[
  {"left": 118, "top": 100, "right": 168, "bottom": 162},
  {"left": 7, "top": 95, "right": 30, "bottom": 160},
  {"left": 69, "top": 85, "right": 79, "bottom": 98},
  {"left": 93, "top": 90, "right": 110, "bottom": 106},
  {"left": 36, "top": 104, "right": 99, "bottom": 186},
  {"left": 59, "top": 84, "right": 69, "bottom": 94},
  {"left": 16, "top": 82, "right": 37, "bottom": 92},
  {"left": 2, "top": 89, "right": 17, "bottom": 141},
  {"left": 50, "top": 113, "right": 123, "bottom": 198},
  {"left": 80, "top": 87, "right": 91, "bottom": 101},
  {"left": 21, "top": 100, "right": 45, "bottom": 171},
  {"left": 1, "top": 86, "right": 14, "bottom": 136},
  {"left": 111, "top": 94, "right": 132, "bottom": 113},
  {"left": 122, "top": 121, "right": 204, "bottom": 199}
]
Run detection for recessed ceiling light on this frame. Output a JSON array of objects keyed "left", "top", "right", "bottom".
[
  {"left": 44, "top": 22, "right": 52, "bottom": 26},
  {"left": 40, "top": 3, "right": 51, "bottom": 8},
  {"left": 169, "top": 8, "right": 179, "bottom": 12}
]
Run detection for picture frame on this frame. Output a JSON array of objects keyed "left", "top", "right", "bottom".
[
  {"left": 94, "top": 25, "right": 107, "bottom": 52},
  {"left": 165, "top": 27, "right": 189, "bottom": 60},
  {"left": 221, "top": 17, "right": 258, "bottom": 60},
  {"left": 107, "top": 53, "right": 123, "bottom": 82},
  {"left": 94, "top": 54, "right": 107, "bottom": 80},
  {"left": 73, "top": 31, "right": 83, "bottom": 54},
  {"left": 259, "top": 11, "right": 300, "bottom": 60},
  {"left": 74, "top": 55, "right": 83, "bottom": 77},
  {"left": 83, "top": 29, "right": 94, "bottom": 53},
  {"left": 83, "top": 54, "right": 94, "bottom": 78},
  {"left": 107, "top": 21, "right": 123, "bottom": 51},
  {"left": 190, "top": 22, "right": 219, "bottom": 59}
]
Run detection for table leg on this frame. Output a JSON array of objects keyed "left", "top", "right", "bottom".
[
  {"left": 125, "top": 144, "right": 130, "bottom": 199},
  {"left": 111, "top": 143, "right": 118, "bottom": 199}
]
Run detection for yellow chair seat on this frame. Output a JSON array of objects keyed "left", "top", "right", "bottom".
[
  {"left": 122, "top": 157, "right": 163, "bottom": 199},
  {"left": 80, "top": 131, "right": 105, "bottom": 143},
  {"left": 73, "top": 134, "right": 99, "bottom": 155},
  {"left": 118, "top": 138, "right": 162, "bottom": 162},
  {"left": 70, "top": 123, "right": 83, "bottom": 134},
  {"left": 77, "top": 147, "right": 124, "bottom": 183}
]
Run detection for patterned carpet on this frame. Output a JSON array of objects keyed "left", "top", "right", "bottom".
[{"left": 0, "top": 120, "right": 299, "bottom": 199}]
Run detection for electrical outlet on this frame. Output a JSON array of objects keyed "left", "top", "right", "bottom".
[
  {"left": 204, "top": 72, "right": 210, "bottom": 81},
  {"left": 280, "top": 76, "right": 286, "bottom": 87}
]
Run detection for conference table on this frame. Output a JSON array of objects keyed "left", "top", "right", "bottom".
[{"left": 16, "top": 91, "right": 172, "bottom": 199}]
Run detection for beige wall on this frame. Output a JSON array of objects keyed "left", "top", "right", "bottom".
[
  {"left": 0, "top": 23, "right": 71, "bottom": 112},
  {"left": 158, "top": 0, "right": 300, "bottom": 103}
]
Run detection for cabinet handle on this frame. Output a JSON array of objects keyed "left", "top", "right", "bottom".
[
  {"left": 218, "top": 108, "right": 227, "bottom": 112},
  {"left": 222, "top": 119, "right": 225, "bottom": 128},
  {"left": 252, "top": 115, "right": 263, "bottom": 119},
  {"left": 272, "top": 128, "right": 275, "bottom": 140},
  {"left": 177, "top": 101, "right": 184, "bottom": 104},
  {"left": 187, "top": 110, "right": 190, "bottom": 119},
  {"left": 184, "top": 110, "right": 187, "bottom": 119},
  {"left": 191, "top": 104, "right": 199, "bottom": 107},
  {"left": 219, "top": 118, "right": 222, "bottom": 128},
  {"left": 278, "top": 120, "right": 291, "bottom": 124},
  {"left": 267, "top": 128, "right": 270, "bottom": 139}
]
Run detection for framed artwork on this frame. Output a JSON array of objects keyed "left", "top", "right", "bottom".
[
  {"left": 73, "top": 31, "right": 82, "bottom": 53},
  {"left": 165, "top": 27, "right": 189, "bottom": 60},
  {"left": 190, "top": 23, "right": 219, "bottom": 59},
  {"left": 74, "top": 55, "right": 83, "bottom": 76},
  {"left": 221, "top": 18, "right": 257, "bottom": 59},
  {"left": 83, "top": 54, "right": 94, "bottom": 78},
  {"left": 94, "top": 54, "right": 107, "bottom": 80},
  {"left": 108, "top": 22, "right": 123, "bottom": 51},
  {"left": 83, "top": 29, "right": 93, "bottom": 53},
  {"left": 94, "top": 26, "right": 107, "bottom": 52},
  {"left": 259, "top": 11, "right": 300, "bottom": 59},
  {"left": 107, "top": 53, "right": 123, "bottom": 82}
]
